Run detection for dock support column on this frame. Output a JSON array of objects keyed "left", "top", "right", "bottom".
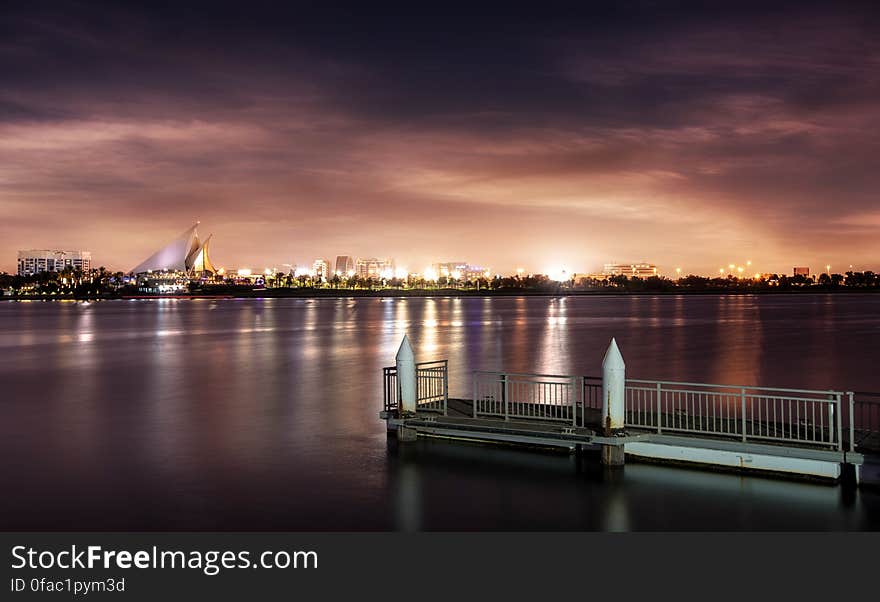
[
  {"left": 601, "top": 338, "right": 626, "bottom": 466},
  {"left": 397, "top": 334, "right": 417, "bottom": 415},
  {"left": 396, "top": 335, "right": 418, "bottom": 443}
]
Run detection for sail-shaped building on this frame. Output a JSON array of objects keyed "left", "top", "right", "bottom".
[{"left": 131, "top": 223, "right": 217, "bottom": 277}]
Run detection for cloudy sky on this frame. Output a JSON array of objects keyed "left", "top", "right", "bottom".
[{"left": 2, "top": 1, "right": 879, "bottom": 275}]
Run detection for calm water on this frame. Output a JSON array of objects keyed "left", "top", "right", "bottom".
[{"left": 0, "top": 294, "right": 878, "bottom": 530}]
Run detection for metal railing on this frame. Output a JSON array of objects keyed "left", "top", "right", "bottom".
[
  {"left": 846, "top": 391, "right": 880, "bottom": 451},
  {"left": 468, "top": 370, "right": 864, "bottom": 452},
  {"left": 383, "top": 360, "right": 449, "bottom": 414},
  {"left": 624, "top": 379, "right": 847, "bottom": 451},
  {"left": 583, "top": 376, "right": 602, "bottom": 410},
  {"left": 473, "top": 371, "right": 580, "bottom": 425}
]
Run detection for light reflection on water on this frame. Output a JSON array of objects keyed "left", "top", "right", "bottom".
[{"left": 0, "top": 294, "right": 878, "bottom": 530}]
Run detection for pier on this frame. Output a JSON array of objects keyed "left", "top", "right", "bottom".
[{"left": 380, "top": 336, "right": 877, "bottom": 485}]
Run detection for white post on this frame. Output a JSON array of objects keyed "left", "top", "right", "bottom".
[
  {"left": 601, "top": 337, "right": 626, "bottom": 466},
  {"left": 602, "top": 337, "right": 626, "bottom": 431},
  {"left": 396, "top": 334, "right": 417, "bottom": 414}
]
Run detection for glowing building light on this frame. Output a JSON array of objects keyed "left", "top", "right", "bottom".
[
  {"left": 237, "top": 268, "right": 252, "bottom": 277},
  {"left": 547, "top": 266, "right": 569, "bottom": 282},
  {"left": 394, "top": 267, "right": 408, "bottom": 279},
  {"left": 423, "top": 267, "right": 438, "bottom": 281}
]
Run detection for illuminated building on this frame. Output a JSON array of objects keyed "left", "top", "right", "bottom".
[
  {"left": 130, "top": 223, "right": 218, "bottom": 293},
  {"left": 793, "top": 267, "right": 810, "bottom": 277},
  {"left": 432, "top": 262, "right": 467, "bottom": 277},
  {"left": 603, "top": 263, "right": 659, "bottom": 278},
  {"left": 431, "top": 262, "right": 490, "bottom": 281},
  {"left": 17, "top": 250, "right": 91, "bottom": 276},
  {"left": 312, "top": 259, "right": 331, "bottom": 281},
  {"left": 356, "top": 258, "right": 394, "bottom": 279},
  {"left": 335, "top": 255, "right": 355, "bottom": 275},
  {"left": 131, "top": 223, "right": 216, "bottom": 277}
]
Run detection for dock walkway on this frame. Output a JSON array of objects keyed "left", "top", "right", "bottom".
[{"left": 380, "top": 338, "right": 877, "bottom": 484}]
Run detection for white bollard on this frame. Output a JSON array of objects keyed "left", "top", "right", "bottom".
[
  {"left": 602, "top": 337, "right": 626, "bottom": 432},
  {"left": 396, "top": 334, "right": 417, "bottom": 414}
]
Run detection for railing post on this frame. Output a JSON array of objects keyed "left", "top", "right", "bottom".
[
  {"left": 472, "top": 372, "right": 478, "bottom": 418},
  {"left": 741, "top": 387, "right": 747, "bottom": 442},
  {"left": 828, "top": 393, "right": 835, "bottom": 448},
  {"left": 836, "top": 393, "right": 843, "bottom": 452},
  {"left": 503, "top": 373, "right": 509, "bottom": 421},
  {"left": 848, "top": 392, "right": 855, "bottom": 452},
  {"left": 656, "top": 382, "right": 662, "bottom": 434},
  {"left": 572, "top": 375, "right": 578, "bottom": 428},
  {"left": 443, "top": 360, "right": 448, "bottom": 416}
]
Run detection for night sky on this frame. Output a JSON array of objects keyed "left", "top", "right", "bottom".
[{"left": 2, "top": 1, "right": 879, "bottom": 275}]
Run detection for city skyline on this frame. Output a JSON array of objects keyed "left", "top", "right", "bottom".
[{"left": 2, "top": 2, "right": 880, "bottom": 275}]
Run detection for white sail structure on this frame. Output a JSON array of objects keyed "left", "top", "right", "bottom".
[
  {"left": 189, "top": 234, "right": 217, "bottom": 275},
  {"left": 130, "top": 223, "right": 216, "bottom": 276}
]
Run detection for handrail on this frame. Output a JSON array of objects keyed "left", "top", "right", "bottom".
[
  {"left": 474, "top": 370, "right": 579, "bottom": 380},
  {"left": 626, "top": 378, "right": 845, "bottom": 397}
]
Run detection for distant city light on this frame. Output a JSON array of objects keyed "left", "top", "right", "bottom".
[
  {"left": 237, "top": 268, "right": 252, "bottom": 277},
  {"left": 547, "top": 266, "right": 570, "bottom": 282},
  {"left": 294, "top": 266, "right": 311, "bottom": 277},
  {"left": 394, "top": 267, "right": 408, "bottom": 279},
  {"left": 423, "top": 267, "right": 437, "bottom": 281}
]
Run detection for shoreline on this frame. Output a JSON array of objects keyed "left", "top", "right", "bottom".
[{"left": 3, "top": 287, "right": 879, "bottom": 301}]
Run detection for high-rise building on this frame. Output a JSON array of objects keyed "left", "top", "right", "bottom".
[
  {"left": 793, "top": 267, "right": 810, "bottom": 277},
  {"left": 17, "top": 250, "right": 92, "bottom": 276},
  {"left": 312, "top": 258, "right": 331, "bottom": 281},
  {"left": 603, "top": 263, "right": 659, "bottom": 278},
  {"left": 335, "top": 255, "right": 355, "bottom": 276},
  {"left": 356, "top": 258, "right": 394, "bottom": 279}
]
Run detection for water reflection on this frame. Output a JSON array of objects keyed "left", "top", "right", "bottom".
[{"left": 0, "top": 295, "right": 878, "bottom": 530}]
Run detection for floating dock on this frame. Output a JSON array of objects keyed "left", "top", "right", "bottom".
[{"left": 380, "top": 336, "right": 874, "bottom": 485}]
